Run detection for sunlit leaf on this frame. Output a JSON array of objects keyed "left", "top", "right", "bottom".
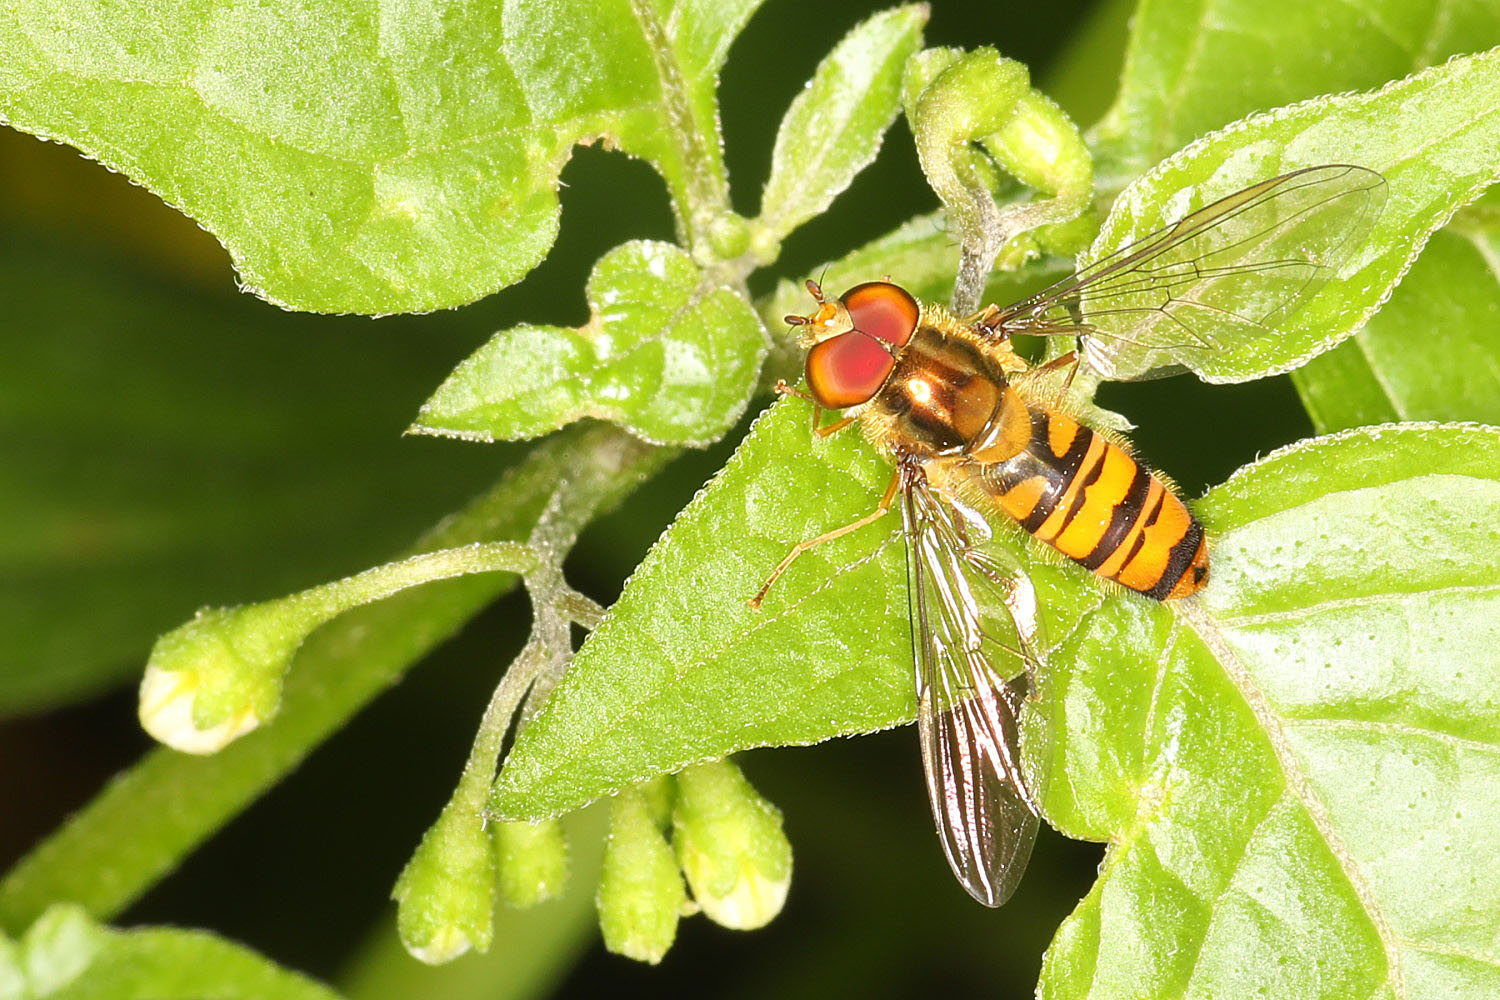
[
  {"left": 412, "top": 241, "right": 765, "bottom": 446},
  {"left": 1082, "top": 47, "right": 1500, "bottom": 382},
  {"left": 1039, "top": 424, "right": 1500, "bottom": 999},
  {"left": 1093, "top": 0, "right": 1500, "bottom": 181},
  {"left": 1091, "top": 0, "right": 1500, "bottom": 435},
  {"left": 0, "top": 0, "right": 761, "bottom": 313},
  {"left": 757, "top": 5, "right": 927, "bottom": 245},
  {"left": 2, "top": 904, "right": 339, "bottom": 999}
]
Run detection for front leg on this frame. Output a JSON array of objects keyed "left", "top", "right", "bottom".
[{"left": 749, "top": 465, "right": 901, "bottom": 608}]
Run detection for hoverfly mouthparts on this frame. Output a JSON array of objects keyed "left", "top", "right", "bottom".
[{"left": 786, "top": 279, "right": 854, "bottom": 347}]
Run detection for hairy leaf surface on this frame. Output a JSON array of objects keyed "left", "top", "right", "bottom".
[
  {"left": 1094, "top": 0, "right": 1500, "bottom": 182},
  {"left": 0, "top": 0, "right": 761, "bottom": 313},
  {"left": 1295, "top": 202, "right": 1500, "bottom": 431},
  {"left": 757, "top": 5, "right": 926, "bottom": 243},
  {"left": 412, "top": 241, "right": 765, "bottom": 446}
]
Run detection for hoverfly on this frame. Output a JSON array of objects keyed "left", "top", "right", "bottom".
[{"left": 749, "top": 165, "right": 1387, "bottom": 906}]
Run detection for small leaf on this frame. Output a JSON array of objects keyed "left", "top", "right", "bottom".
[
  {"left": 2, "top": 904, "right": 339, "bottom": 999},
  {"left": 14, "top": 905, "right": 101, "bottom": 996},
  {"left": 756, "top": 5, "right": 927, "bottom": 246},
  {"left": 1085, "top": 47, "right": 1500, "bottom": 382},
  {"left": 140, "top": 542, "right": 536, "bottom": 753},
  {"left": 412, "top": 241, "right": 766, "bottom": 447},
  {"left": 0, "top": 1, "right": 761, "bottom": 312}
]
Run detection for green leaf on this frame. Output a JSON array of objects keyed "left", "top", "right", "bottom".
[
  {"left": 1095, "top": 0, "right": 1500, "bottom": 430},
  {"left": 2, "top": 904, "right": 340, "bottom": 999},
  {"left": 755, "top": 5, "right": 927, "bottom": 248},
  {"left": 1039, "top": 424, "right": 1500, "bottom": 998},
  {"left": 1294, "top": 206, "right": 1500, "bottom": 431},
  {"left": 491, "top": 399, "right": 909, "bottom": 820},
  {"left": 1083, "top": 47, "right": 1500, "bottom": 382},
  {"left": 0, "top": 0, "right": 760, "bottom": 313},
  {"left": 412, "top": 241, "right": 766, "bottom": 446},
  {"left": 1095, "top": 0, "right": 1500, "bottom": 180}
]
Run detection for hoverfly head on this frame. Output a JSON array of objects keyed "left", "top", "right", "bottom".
[{"left": 798, "top": 280, "right": 921, "bottom": 410}]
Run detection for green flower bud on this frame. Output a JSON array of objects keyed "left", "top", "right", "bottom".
[
  {"left": 597, "top": 789, "right": 687, "bottom": 964},
  {"left": 707, "top": 213, "right": 752, "bottom": 260},
  {"left": 494, "top": 818, "right": 569, "bottom": 908},
  {"left": 137, "top": 606, "right": 292, "bottom": 754},
  {"left": 393, "top": 799, "right": 495, "bottom": 964},
  {"left": 672, "top": 760, "right": 792, "bottom": 931}
]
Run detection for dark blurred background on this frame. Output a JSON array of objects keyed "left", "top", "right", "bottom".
[{"left": 0, "top": 0, "right": 1315, "bottom": 995}]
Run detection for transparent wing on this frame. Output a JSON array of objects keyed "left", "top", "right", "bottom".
[
  {"left": 902, "top": 463, "right": 1050, "bottom": 907},
  {"left": 988, "top": 165, "right": 1387, "bottom": 380}
]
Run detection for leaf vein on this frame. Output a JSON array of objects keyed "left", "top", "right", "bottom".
[
  {"left": 1288, "top": 716, "right": 1500, "bottom": 756},
  {"left": 1214, "top": 580, "right": 1500, "bottom": 626}
]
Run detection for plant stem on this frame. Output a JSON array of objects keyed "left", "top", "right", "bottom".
[{"left": 0, "top": 425, "right": 673, "bottom": 933}]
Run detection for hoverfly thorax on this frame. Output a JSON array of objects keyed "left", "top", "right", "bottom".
[{"left": 787, "top": 280, "right": 921, "bottom": 410}]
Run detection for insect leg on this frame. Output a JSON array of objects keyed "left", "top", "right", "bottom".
[
  {"left": 749, "top": 465, "right": 902, "bottom": 609},
  {"left": 815, "top": 416, "right": 857, "bottom": 438},
  {"left": 1030, "top": 350, "right": 1081, "bottom": 391},
  {"left": 772, "top": 379, "right": 824, "bottom": 434}
]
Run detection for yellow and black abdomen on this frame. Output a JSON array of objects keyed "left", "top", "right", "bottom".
[{"left": 980, "top": 409, "right": 1208, "bottom": 601}]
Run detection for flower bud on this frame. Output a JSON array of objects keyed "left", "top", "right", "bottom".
[
  {"left": 596, "top": 788, "right": 686, "bottom": 964},
  {"left": 393, "top": 799, "right": 495, "bottom": 964},
  {"left": 137, "top": 606, "right": 290, "bottom": 754},
  {"left": 494, "top": 818, "right": 569, "bottom": 908},
  {"left": 672, "top": 760, "right": 792, "bottom": 931}
]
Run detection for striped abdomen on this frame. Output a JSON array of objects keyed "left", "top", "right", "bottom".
[{"left": 979, "top": 409, "right": 1208, "bottom": 601}]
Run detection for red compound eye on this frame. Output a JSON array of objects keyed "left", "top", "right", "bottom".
[
  {"left": 806, "top": 331, "right": 896, "bottom": 408},
  {"left": 843, "top": 281, "right": 919, "bottom": 348}
]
